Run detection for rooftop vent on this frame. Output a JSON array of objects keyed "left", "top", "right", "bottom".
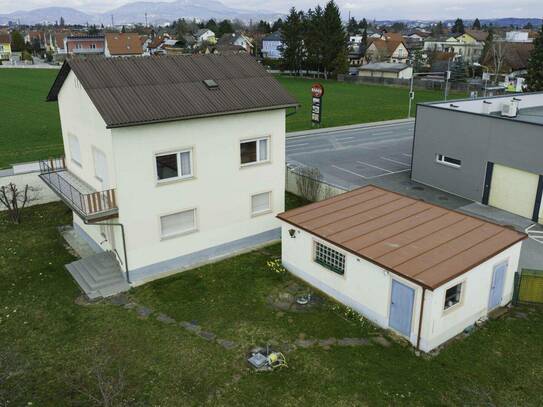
[{"left": 203, "top": 79, "right": 218, "bottom": 89}]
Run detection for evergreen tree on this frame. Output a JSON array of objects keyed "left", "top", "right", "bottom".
[
  {"left": 526, "top": 25, "right": 543, "bottom": 91},
  {"left": 347, "top": 17, "right": 358, "bottom": 33},
  {"left": 431, "top": 21, "right": 444, "bottom": 37},
  {"left": 450, "top": 57, "right": 467, "bottom": 82},
  {"left": 523, "top": 22, "right": 533, "bottom": 30},
  {"left": 472, "top": 18, "right": 481, "bottom": 30},
  {"left": 321, "top": 0, "right": 348, "bottom": 78},
  {"left": 205, "top": 19, "right": 218, "bottom": 33},
  {"left": 359, "top": 18, "right": 368, "bottom": 30},
  {"left": 217, "top": 19, "right": 234, "bottom": 36},
  {"left": 303, "top": 6, "right": 324, "bottom": 74},
  {"left": 281, "top": 7, "right": 305, "bottom": 74},
  {"left": 452, "top": 18, "right": 465, "bottom": 34},
  {"left": 256, "top": 20, "right": 271, "bottom": 33},
  {"left": 60, "top": 16, "right": 65, "bottom": 27},
  {"left": 271, "top": 18, "right": 284, "bottom": 32},
  {"left": 361, "top": 27, "right": 368, "bottom": 49},
  {"left": 10, "top": 31, "right": 25, "bottom": 52}
]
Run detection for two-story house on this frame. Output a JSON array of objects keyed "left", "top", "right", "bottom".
[
  {"left": 261, "top": 31, "right": 283, "bottom": 60},
  {"left": 104, "top": 33, "right": 143, "bottom": 57},
  {"left": 42, "top": 54, "right": 298, "bottom": 298},
  {"left": 365, "top": 39, "right": 409, "bottom": 64},
  {"left": 65, "top": 35, "right": 105, "bottom": 56},
  {"left": 0, "top": 33, "right": 11, "bottom": 60}
]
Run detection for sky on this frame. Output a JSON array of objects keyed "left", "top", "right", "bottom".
[{"left": 0, "top": 0, "right": 542, "bottom": 20}]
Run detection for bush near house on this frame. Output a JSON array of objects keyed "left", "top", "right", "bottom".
[{"left": 1, "top": 197, "right": 543, "bottom": 405}]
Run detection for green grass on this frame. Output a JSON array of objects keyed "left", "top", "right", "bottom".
[
  {"left": 0, "top": 69, "right": 62, "bottom": 169},
  {"left": 2, "top": 196, "right": 543, "bottom": 405},
  {"left": 0, "top": 69, "right": 465, "bottom": 169},
  {"left": 278, "top": 76, "right": 466, "bottom": 132}
]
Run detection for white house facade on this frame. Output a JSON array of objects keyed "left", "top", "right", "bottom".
[
  {"left": 262, "top": 31, "right": 283, "bottom": 60},
  {"left": 278, "top": 186, "right": 526, "bottom": 352},
  {"left": 42, "top": 54, "right": 298, "bottom": 295}
]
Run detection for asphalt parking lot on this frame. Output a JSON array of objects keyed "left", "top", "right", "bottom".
[{"left": 286, "top": 121, "right": 415, "bottom": 189}]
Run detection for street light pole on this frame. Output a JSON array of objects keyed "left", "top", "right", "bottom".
[{"left": 408, "top": 73, "right": 415, "bottom": 118}]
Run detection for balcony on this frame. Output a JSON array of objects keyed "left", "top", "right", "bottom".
[
  {"left": 39, "top": 158, "right": 118, "bottom": 221},
  {"left": 71, "top": 47, "right": 104, "bottom": 54}
]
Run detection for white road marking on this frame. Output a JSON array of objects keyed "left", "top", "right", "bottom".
[
  {"left": 356, "top": 160, "right": 393, "bottom": 173},
  {"left": 380, "top": 156, "right": 411, "bottom": 167},
  {"left": 402, "top": 153, "right": 412, "bottom": 157},
  {"left": 365, "top": 169, "right": 411, "bottom": 179},
  {"left": 331, "top": 165, "right": 367, "bottom": 179}
]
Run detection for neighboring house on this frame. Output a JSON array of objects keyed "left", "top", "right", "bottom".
[
  {"left": 261, "top": 31, "right": 283, "bottom": 60},
  {"left": 424, "top": 30, "right": 487, "bottom": 63},
  {"left": 404, "top": 30, "right": 430, "bottom": 42},
  {"left": 365, "top": 39, "right": 409, "bottom": 63},
  {"left": 358, "top": 62, "right": 413, "bottom": 79},
  {"left": 0, "top": 33, "right": 11, "bottom": 60},
  {"left": 411, "top": 93, "right": 543, "bottom": 223},
  {"left": 216, "top": 32, "right": 254, "bottom": 54},
  {"left": 25, "top": 31, "right": 45, "bottom": 48},
  {"left": 348, "top": 42, "right": 364, "bottom": 67},
  {"left": 278, "top": 185, "right": 525, "bottom": 353},
  {"left": 505, "top": 31, "right": 533, "bottom": 43},
  {"left": 483, "top": 42, "right": 534, "bottom": 77},
  {"left": 65, "top": 35, "right": 105, "bottom": 56},
  {"left": 194, "top": 29, "right": 216, "bottom": 45},
  {"left": 104, "top": 33, "right": 143, "bottom": 57},
  {"left": 41, "top": 54, "right": 298, "bottom": 295}
]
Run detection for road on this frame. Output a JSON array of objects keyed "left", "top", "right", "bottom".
[{"left": 286, "top": 120, "right": 415, "bottom": 190}]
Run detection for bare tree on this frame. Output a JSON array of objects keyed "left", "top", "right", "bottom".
[
  {"left": 295, "top": 167, "right": 322, "bottom": 202},
  {"left": 491, "top": 39, "right": 509, "bottom": 84},
  {"left": 0, "top": 183, "right": 38, "bottom": 224}
]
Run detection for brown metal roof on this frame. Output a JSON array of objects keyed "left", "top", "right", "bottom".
[
  {"left": 46, "top": 54, "right": 298, "bottom": 128},
  {"left": 277, "top": 186, "right": 526, "bottom": 290}
]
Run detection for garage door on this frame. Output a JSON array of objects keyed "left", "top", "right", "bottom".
[{"left": 488, "top": 164, "right": 540, "bottom": 220}]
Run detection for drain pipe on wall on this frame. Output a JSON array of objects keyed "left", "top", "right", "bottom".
[
  {"left": 84, "top": 220, "right": 131, "bottom": 284},
  {"left": 416, "top": 287, "right": 426, "bottom": 351}
]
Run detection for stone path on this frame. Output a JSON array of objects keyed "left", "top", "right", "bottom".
[{"left": 106, "top": 293, "right": 394, "bottom": 352}]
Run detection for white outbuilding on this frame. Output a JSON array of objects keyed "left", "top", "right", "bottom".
[{"left": 278, "top": 186, "right": 526, "bottom": 352}]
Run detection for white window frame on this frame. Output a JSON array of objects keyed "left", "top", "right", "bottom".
[
  {"left": 436, "top": 153, "right": 462, "bottom": 168},
  {"left": 313, "top": 240, "right": 346, "bottom": 276},
  {"left": 443, "top": 281, "right": 465, "bottom": 313},
  {"left": 68, "top": 134, "right": 82, "bottom": 166},
  {"left": 251, "top": 191, "right": 272, "bottom": 217},
  {"left": 159, "top": 207, "right": 198, "bottom": 240},
  {"left": 240, "top": 136, "right": 270, "bottom": 167},
  {"left": 155, "top": 148, "right": 194, "bottom": 184}
]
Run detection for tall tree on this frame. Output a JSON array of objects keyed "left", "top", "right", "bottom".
[
  {"left": 256, "top": 20, "right": 271, "bottom": 33},
  {"left": 431, "top": 21, "right": 444, "bottom": 37},
  {"left": 321, "top": 0, "right": 348, "bottom": 78},
  {"left": 271, "top": 18, "right": 284, "bottom": 32},
  {"left": 347, "top": 17, "right": 358, "bottom": 33},
  {"left": 361, "top": 27, "right": 368, "bottom": 49},
  {"left": 59, "top": 16, "right": 65, "bottom": 27},
  {"left": 10, "top": 31, "right": 25, "bottom": 52},
  {"left": 526, "top": 25, "right": 543, "bottom": 91},
  {"left": 452, "top": 18, "right": 465, "bottom": 34},
  {"left": 303, "top": 6, "right": 324, "bottom": 74},
  {"left": 359, "top": 18, "right": 368, "bottom": 30},
  {"left": 472, "top": 18, "right": 481, "bottom": 30},
  {"left": 281, "top": 7, "right": 305, "bottom": 74},
  {"left": 205, "top": 19, "right": 218, "bottom": 33},
  {"left": 450, "top": 56, "right": 467, "bottom": 82},
  {"left": 217, "top": 19, "right": 234, "bottom": 36}
]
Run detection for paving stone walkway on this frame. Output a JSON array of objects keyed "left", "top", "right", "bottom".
[{"left": 106, "top": 293, "right": 393, "bottom": 352}]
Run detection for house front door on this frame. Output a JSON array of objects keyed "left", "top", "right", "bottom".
[
  {"left": 489, "top": 262, "right": 507, "bottom": 310},
  {"left": 389, "top": 280, "right": 415, "bottom": 337}
]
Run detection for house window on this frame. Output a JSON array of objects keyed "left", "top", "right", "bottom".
[
  {"left": 92, "top": 148, "right": 108, "bottom": 184},
  {"left": 90, "top": 43, "right": 96, "bottom": 49},
  {"left": 68, "top": 134, "right": 81, "bottom": 165},
  {"left": 251, "top": 191, "right": 271, "bottom": 216},
  {"left": 444, "top": 283, "right": 462, "bottom": 310},
  {"left": 156, "top": 149, "right": 193, "bottom": 182},
  {"left": 160, "top": 208, "right": 197, "bottom": 239},
  {"left": 436, "top": 154, "right": 462, "bottom": 168},
  {"left": 314, "top": 242, "right": 345, "bottom": 275},
  {"left": 240, "top": 137, "right": 269, "bottom": 165}
]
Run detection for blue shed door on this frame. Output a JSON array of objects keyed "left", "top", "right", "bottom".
[
  {"left": 489, "top": 262, "right": 507, "bottom": 310},
  {"left": 389, "top": 280, "right": 415, "bottom": 337}
]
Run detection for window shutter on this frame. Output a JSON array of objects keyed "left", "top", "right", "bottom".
[
  {"left": 252, "top": 192, "right": 271, "bottom": 214},
  {"left": 160, "top": 209, "right": 196, "bottom": 237}
]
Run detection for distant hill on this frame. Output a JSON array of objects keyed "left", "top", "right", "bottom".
[{"left": 0, "top": 0, "right": 283, "bottom": 25}]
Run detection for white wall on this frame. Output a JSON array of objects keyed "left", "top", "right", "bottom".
[
  {"left": 281, "top": 223, "right": 523, "bottom": 352},
  {"left": 280, "top": 225, "right": 424, "bottom": 346},
  {"left": 421, "top": 241, "right": 522, "bottom": 351},
  {"left": 111, "top": 109, "right": 286, "bottom": 271}
]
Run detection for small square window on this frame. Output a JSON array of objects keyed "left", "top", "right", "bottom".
[
  {"left": 156, "top": 149, "right": 193, "bottom": 182},
  {"left": 444, "top": 283, "right": 462, "bottom": 310},
  {"left": 314, "top": 242, "right": 345, "bottom": 275},
  {"left": 240, "top": 137, "right": 269, "bottom": 165},
  {"left": 251, "top": 191, "right": 271, "bottom": 215}
]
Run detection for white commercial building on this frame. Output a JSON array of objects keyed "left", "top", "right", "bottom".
[{"left": 278, "top": 186, "right": 526, "bottom": 352}]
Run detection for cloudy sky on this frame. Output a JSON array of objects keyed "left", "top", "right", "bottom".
[{"left": 0, "top": 0, "right": 541, "bottom": 20}]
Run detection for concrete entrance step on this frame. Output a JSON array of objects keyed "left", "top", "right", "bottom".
[{"left": 66, "top": 251, "right": 130, "bottom": 299}]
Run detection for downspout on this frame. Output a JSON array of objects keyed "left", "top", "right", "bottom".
[
  {"left": 84, "top": 220, "right": 130, "bottom": 284},
  {"left": 416, "top": 287, "right": 426, "bottom": 351}
]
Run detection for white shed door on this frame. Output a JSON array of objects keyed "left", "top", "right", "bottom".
[{"left": 488, "top": 164, "right": 539, "bottom": 219}]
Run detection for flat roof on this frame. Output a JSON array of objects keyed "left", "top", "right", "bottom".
[
  {"left": 278, "top": 186, "right": 526, "bottom": 290},
  {"left": 491, "top": 106, "right": 543, "bottom": 125}
]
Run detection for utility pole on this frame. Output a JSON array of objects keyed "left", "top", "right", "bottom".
[
  {"left": 145, "top": 12, "right": 148, "bottom": 27},
  {"left": 444, "top": 58, "right": 451, "bottom": 101},
  {"left": 111, "top": 14, "right": 114, "bottom": 28}
]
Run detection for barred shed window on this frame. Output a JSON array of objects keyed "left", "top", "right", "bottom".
[
  {"left": 314, "top": 242, "right": 345, "bottom": 275},
  {"left": 444, "top": 283, "right": 462, "bottom": 310}
]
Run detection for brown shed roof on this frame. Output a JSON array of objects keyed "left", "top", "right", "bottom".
[
  {"left": 105, "top": 33, "right": 143, "bottom": 55},
  {"left": 46, "top": 54, "right": 298, "bottom": 128},
  {"left": 277, "top": 186, "right": 526, "bottom": 290}
]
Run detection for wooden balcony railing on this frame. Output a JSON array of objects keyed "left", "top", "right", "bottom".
[{"left": 39, "top": 158, "right": 118, "bottom": 220}]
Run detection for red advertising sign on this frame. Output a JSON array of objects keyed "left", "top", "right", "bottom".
[{"left": 311, "top": 83, "right": 324, "bottom": 98}]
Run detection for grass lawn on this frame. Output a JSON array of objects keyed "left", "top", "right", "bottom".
[
  {"left": 0, "top": 69, "right": 464, "bottom": 169},
  {"left": 1, "top": 194, "right": 543, "bottom": 405},
  {"left": 0, "top": 69, "right": 62, "bottom": 169},
  {"left": 278, "top": 76, "right": 466, "bottom": 132}
]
